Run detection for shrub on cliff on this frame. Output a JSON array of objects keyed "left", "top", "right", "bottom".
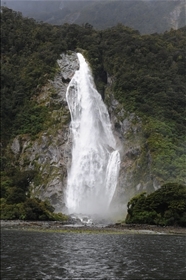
[
  {"left": 125, "top": 183, "right": 186, "bottom": 227},
  {"left": 0, "top": 169, "right": 68, "bottom": 221}
]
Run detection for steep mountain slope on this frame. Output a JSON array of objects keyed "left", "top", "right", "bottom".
[
  {"left": 4, "top": 0, "right": 186, "bottom": 34},
  {"left": 1, "top": 7, "right": 186, "bottom": 218}
]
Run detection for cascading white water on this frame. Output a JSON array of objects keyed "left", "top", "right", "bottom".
[{"left": 65, "top": 53, "right": 120, "bottom": 219}]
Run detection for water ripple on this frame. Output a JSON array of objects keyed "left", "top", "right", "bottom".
[{"left": 1, "top": 230, "right": 186, "bottom": 279}]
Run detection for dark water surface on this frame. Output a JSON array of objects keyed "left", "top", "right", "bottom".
[{"left": 1, "top": 230, "right": 186, "bottom": 279}]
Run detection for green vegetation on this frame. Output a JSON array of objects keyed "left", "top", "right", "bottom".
[
  {"left": 0, "top": 7, "right": 102, "bottom": 145},
  {"left": 0, "top": 169, "right": 68, "bottom": 221},
  {"left": 125, "top": 183, "right": 186, "bottom": 227},
  {"left": 101, "top": 24, "right": 186, "bottom": 183},
  {"left": 1, "top": 8, "right": 185, "bottom": 143},
  {"left": 1, "top": 7, "right": 66, "bottom": 144},
  {"left": 1, "top": 7, "right": 186, "bottom": 220},
  {"left": 0, "top": 197, "right": 68, "bottom": 221},
  {"left": 102, "top": 24, "right": 186, "bottom": 134}
]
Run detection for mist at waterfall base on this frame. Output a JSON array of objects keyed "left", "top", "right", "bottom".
[{"left": 65, "top": 53, "right": 121, "bottom": 224}]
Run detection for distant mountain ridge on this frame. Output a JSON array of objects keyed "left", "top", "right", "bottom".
[{"left": 4, "top": 0, "right": 186, "bottom": 34}]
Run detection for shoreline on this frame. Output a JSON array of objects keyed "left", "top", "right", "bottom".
[{"left": 1, "top": 220, "right": 186, "bottom": 235}]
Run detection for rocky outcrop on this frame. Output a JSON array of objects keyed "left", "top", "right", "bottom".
[
  {"left": 10, "top": 51, "right": 79, "bottom": 212},
  {"left": 9, "top": 52, "right": 161, "bottom": 215},
  {"left": 104, "top": 77, "right": 161, "bottom": 214},
  {"left": 57, "top": 52, "right": 79, "bottom": 83}
]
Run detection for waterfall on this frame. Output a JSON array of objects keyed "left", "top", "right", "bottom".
[{"left": 65, "top": 53, "right": 120, "bottom": 219}]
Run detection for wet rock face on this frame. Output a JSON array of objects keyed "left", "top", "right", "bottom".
[
  {"left": 13, "top": 128, "right": 70, "bottom": 213},
  {"left": 11, "top": 137, "right": 21, "bottom": 155},
  {"left": 104, "top": 77, "right": 161, "bottom": 213},
  {"left": 9, "top": 52, "right": 160, "bottom": 214},
  {"left": 10, "top": 52, "right": 79, "bottom": 213}
]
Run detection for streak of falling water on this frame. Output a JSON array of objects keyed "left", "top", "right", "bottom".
[{"left": 65, "top": 53, "right": 120, "bottom": 219}]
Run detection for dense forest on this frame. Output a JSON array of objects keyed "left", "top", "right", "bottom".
[
  {"left": 126, "top": 183, "right": 186, "bottom": 226},
  {"left": 1, "top": 7, "right": 186, "bottom": 223}
]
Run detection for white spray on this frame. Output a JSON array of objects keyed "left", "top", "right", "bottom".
[{"left": 65, "top": 53, "right": 120, "bottom": 219}]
